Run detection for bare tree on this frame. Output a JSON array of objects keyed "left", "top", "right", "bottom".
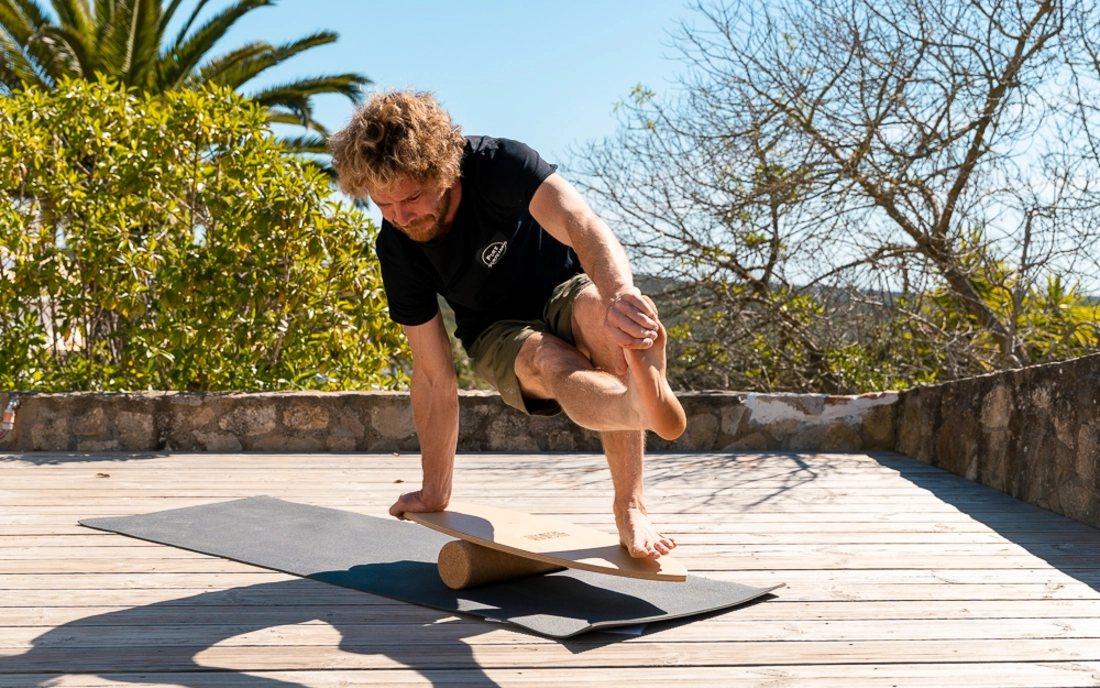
[{"left": 573, "top": 0, "right": 1100, "bottom": 392}]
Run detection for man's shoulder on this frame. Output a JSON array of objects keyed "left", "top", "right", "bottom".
[
  {"left": 464, "top": 135, "right": 532, "bottom": 161},
  {"left": 461, "top": 136, "right": 555, "bottom": 204}
]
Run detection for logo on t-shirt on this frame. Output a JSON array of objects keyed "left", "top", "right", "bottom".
[{"left": 480, "top": 241, "right": 508, "bottom": 268}]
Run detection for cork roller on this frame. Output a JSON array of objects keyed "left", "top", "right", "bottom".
[{"left": 437, "top": 539, "right": 566, "bottom": 590}]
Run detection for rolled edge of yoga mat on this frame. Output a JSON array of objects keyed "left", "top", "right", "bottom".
[{"left": 437, "top": 539, "right": 566, "bottom": 589}]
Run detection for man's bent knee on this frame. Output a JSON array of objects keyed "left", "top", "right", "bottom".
[
  {"left": 514, "top": 332, "right": 555, "bottom": 399},
  {"left": 515, "top": 332, "right": 593, "bottom": 399},
  {"left": 570, "top": 284, "right": 627, "bottom": 371}
]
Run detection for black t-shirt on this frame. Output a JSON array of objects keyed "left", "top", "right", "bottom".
[{"left": 375, "top": 136, "right": 582, "bottom": 351}]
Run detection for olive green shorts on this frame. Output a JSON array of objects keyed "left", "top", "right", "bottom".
[{"left": 467, "top": 272, "right": 592, "bottom": 416}]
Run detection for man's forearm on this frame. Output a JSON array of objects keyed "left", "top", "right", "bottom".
[
  {"left": 410, "top": 370, "right": 459, "bottom": 506},
  {"left": 528, "top": 173, "right": 658, "bottom": 355},
  {"left": 570, "top": 213, "right": 635, "bottom": 305},
  {"left": 529, "top": 174, "right": 635, "bottom": 304}
]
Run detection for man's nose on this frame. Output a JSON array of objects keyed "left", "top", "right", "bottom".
[{"left": 393, "top": 203, "right": 416, "bottom": 225}]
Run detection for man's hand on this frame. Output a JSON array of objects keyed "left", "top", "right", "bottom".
[
  {"left": 605, "top": 287, "right": 660, "bottom": 374},
  {"left": 389, "top": 489, "right": 449, "bottom": 520}
]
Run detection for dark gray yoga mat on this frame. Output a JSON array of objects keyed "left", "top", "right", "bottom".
[{"left": 80, "top": 495, "right": 781, "bottom": 638}]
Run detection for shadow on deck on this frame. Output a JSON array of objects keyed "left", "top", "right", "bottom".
[{"left": 0, "top": 579, "right": 501, "bottom": 688}]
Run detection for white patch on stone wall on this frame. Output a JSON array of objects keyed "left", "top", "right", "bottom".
[{"left": 745, "top": 392, "right": 899, "bottom": 425}]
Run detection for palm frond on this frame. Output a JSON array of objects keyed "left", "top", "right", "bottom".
[
  {"left": 97, "top": 0, "right": 131, "bottom": 77},
  {"left": 38, "top": 23, "right": 90, "bottom": 78},
  {"left": 253, "top": 85, "right": 311, "bottom": 126},
  {"left": 50, "top": 0, "right": 92, "bottom": 36},
  {"left": 0, "top": 1, "right": 59, "bottom": 86},
  {"left": 0, "top": 32, "right": 50, "bottom": 88},
  {"left": 194, "top": 39, "right": 272, "bottom": 85},
  {"left": 168, "top": 0, "right": 211, "bottom": 49},
  {"left": 250, "top": 73, "right": 369, "bottom": 109},
  {"left": 279, "top": 132, "right": 330, "bottom": 155},
  {"left": 154, "top": 0, "right": 186, "bottom": 49},
  {"left": 158, "top": 0, "right": 270, "bottom": 89},
  {"left": 266, "top": 108, "right": 315, "bottom": 127},
  {"left": 0, "top": 52, "right": 15, "bottom": 93},
  {"left": 0, "top": 0, "right": 48, "bottom": 45},
  {"left": 4, "top": 0, "right": 50, "bottom": 34},
  {"left": 201, "top": 31, "right": 344, "bottom": 90},
  {"left": 123, "top": 0, "right": 161, "bottom": 87},
  {"left": 94, "top": 0, "right": 158, "bottom": 86},
  {"left": 92, "top": 0, "right": 114, "bottom": 46},
  {"left": 266, "top": 105, "right": 329, "bottom": 136}
]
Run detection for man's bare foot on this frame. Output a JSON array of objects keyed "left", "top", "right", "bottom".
[
  {"left": 623, "top": 313, "right": 687, "bottom": 440},
  {"left": 616, "top": 505, "right": 677, "bottom": 559}
]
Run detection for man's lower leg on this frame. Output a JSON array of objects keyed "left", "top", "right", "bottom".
[{"left": 601, "top": 429, "right": 676, "bottom": 559}]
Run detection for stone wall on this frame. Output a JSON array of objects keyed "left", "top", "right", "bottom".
[
  {"left": 896, "top": 352, "right": 1100, "bottom": 529},
  {"left": 6, "top": 355, "right": 1098, "bottom": 529},
  {"left": 0, "top": 389, "right": 897, "bottom": 453}
]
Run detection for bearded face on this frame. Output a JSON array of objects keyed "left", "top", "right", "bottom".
[{"left": 369, "top": 177, "right": 457, "bottom": 243}]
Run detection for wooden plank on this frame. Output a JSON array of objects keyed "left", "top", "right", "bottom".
[
  {"left": 7, "top": 617, "right": 1100, "bottom": 649},
  {"left": 3, "top": 606, "right": 465, "bottom": 627},
  {"left": 0, "top": 476, "right": 963, "bottom": 487},
  {"left": 0, "top": 495, "right": 1030, "bottom": 509},
  {"left": 4, "top": 552, "right": 1100, "bottom": 573},
  {"left": 3, "top": 664, "right": 1100, "bottom": 688},
  {"left": 3, "top": 639, "right": 1100, "bottom": 671},
  {"left": 0, "top": 573, "right": 293, "bottom": 589},
  {"left": 0, "top": 459, "right": 958, "bottom": 471},
  {"left": 0, "top": 503, "right": 1058, "bottom": 520},
  {"left": 0, "top": 470, "right": 1007, "bottom": 484},
  {"left": 0, "top": 450, "right": 930, "bottom": 463},
  {"left": 9, "top": 523, "right": 1096, "bottom": 541},
  {"left": 0, "top": 568, "right": 1095, "bottom": 594},
  {"left": 0, "top": 473, "right": 960, "bottom": 487},
  {"left": 10, "top": 532, "right": 1096, "bottom": 547},
  {"left": 0, "top": 584, "right": 393, "bottom": 608},
  {"left": 5, "top": 581, "right": 1100, "bottom": 608},
  {"left": 7, "top": 540, "right": 1097, "bottom": 557},
  {"left": 0, "top": 451, "right": 937, "bottom": 463},
  {"left": 0, "top": 464, "right": 1012, "bottom": 477},
  {"left": 0, "top": 470, "right": 1018, "bottom": 485},
  {"left": 14, "top": 465, "right": 883, "bottom": 477},
  {"left": 7, "top": 519, "right": 1100, "bottom": 541},
  {"left": 0, "top": 496, "right": 1051, "bottom": 515},
  {"left": 0, "top": 482, "right": 1033, "bottom": 497},
  {"left": 10, "top": 598, "right": 1100, "bottom": 627}
]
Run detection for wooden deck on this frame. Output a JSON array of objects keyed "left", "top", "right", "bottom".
[{"left": 2, "top": 450, "right": 1100, "bottom": 687}]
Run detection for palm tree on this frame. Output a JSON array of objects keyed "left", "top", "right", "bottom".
[{"left": 0, "top": 0, "right": 369, "bottom": 153}]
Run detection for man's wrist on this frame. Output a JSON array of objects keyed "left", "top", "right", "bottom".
[
  {"left": 418, "top": 483, "right": 451, "bottom": 509},
  {"left": 605, "top": 285, "right": 637, "bottom": 307}
]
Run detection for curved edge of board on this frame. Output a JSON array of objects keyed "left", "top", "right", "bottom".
[{"left": 406, "top": 502, "right": 688, "bottom": 582}]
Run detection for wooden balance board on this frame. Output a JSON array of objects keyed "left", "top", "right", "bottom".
[{"left": 406, "top": 502, "right": 688, "bottom": 590}]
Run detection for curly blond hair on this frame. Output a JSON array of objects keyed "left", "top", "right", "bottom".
[{"left": 329, "top": 90, "right": 466, "bottom": 197}]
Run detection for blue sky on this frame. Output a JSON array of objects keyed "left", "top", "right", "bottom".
[{"left": 195, "top": 0, "right": 693, "bottom": 164}]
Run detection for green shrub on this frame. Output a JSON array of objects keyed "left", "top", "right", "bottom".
[{"left": 0, "top": 78, "right": 408, "bottom": 391}]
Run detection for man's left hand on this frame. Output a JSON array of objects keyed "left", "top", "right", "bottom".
[{"left": 389, "top": 489, "right": 449, "bottom": 520}]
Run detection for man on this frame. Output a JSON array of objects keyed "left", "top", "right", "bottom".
[{"left": 329, "top": 90, "right": 686, "bottom": 559}]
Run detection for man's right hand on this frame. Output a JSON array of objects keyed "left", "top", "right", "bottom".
[
  {"left": 389, "top": 489, "right": 449, "bottom": 520},
  {"left": 604, "top": 287, "right": 661, "bottom": 374},
  {"left": 606, "top": 288, "right": 660, "bottom": 349}
]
